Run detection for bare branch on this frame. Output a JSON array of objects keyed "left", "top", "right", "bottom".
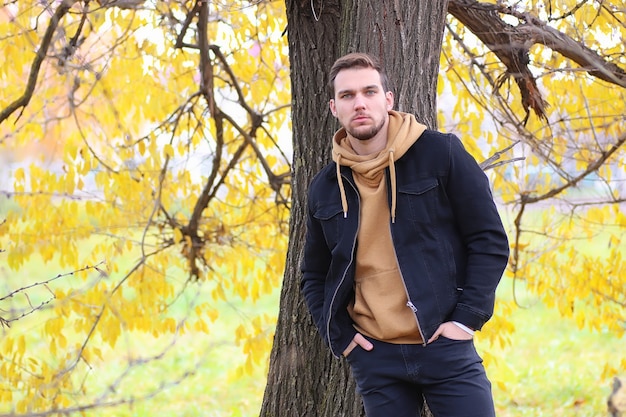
[
  {"left": 523, "top": 131, "right": 626, "bottom": 204},
  {"left": 479, "top": 140, "right": 524, "bottom": 170},
  {"left": 0, "top": 261, "right": 106, "bottom": 327}
]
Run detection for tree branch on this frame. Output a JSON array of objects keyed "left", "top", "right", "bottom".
[
  {"left": 521, "top": 131, "right": 626, "bottom": 204},
  {"left": 0, "top": 0, "right": 78, "bottom": 125},
  {"left": 181, "top": 0, "right": 223, "bottom": 280},
  {"left": 479, "top": 140, "right": 524, "bottom": 170},
  {"left": 0, "top": 262, "right": 106, "bottom": 327},
  {"left": 174, "top": 1, "right": 201, "bottom": 49},
  {"left": 177, "top": 0, "right": 290, "bottom": 277},
  {"left": 448, "top": 0, "right": 549, "bottom": 123},
  {"left": 447, "top": 0, "right": 626, "bottom": 122},
  {"left": 517, "top": 22, "right": 626, "bottom": 88}
]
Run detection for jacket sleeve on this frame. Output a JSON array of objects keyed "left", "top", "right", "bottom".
[
  {"left": 445, "top": 134, "right": 510, "bottom": 331},
  {"left": 300, "top": 186, "right": 333, "bottom": 342}
]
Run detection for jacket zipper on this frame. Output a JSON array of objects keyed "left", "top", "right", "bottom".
[
  {"left": 406, "top": 301, "right": 427, "bottom": 346},
  {"left": 393, "top": 246, "right": 427, "bottom": 346},
  {"left": 326, "top": 173, "right": 360, "bottom": 357},
  {"left": 383, "top": 168, "right": 426, "bottom": 345}
]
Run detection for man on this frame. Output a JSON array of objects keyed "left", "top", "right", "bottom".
[{"left": 300, "top": 52, "right": 510, "bottom": 417}]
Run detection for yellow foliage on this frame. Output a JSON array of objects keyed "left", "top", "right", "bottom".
[
  {"left": 1, "top": 0, "right": 289, "bottom": 412},
  {"left": 1, "top": 0, "right": 625, "bottom": 414}
]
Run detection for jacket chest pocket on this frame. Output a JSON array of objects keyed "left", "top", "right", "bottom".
[
  {"left": 313, "top": 203, "right": 345, "bottom": 248},
  {"left": 397, "top": 178, "right": 440, "bottom": 224}
]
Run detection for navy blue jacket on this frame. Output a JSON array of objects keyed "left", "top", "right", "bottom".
[{"left": 301, "top": 130, "right": 510, "bottom": 357}]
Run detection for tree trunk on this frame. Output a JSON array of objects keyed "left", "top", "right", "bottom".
[
  {"left": 260, "top": 1, "right": 449, "bottom": 416},
  {"left": 338, "top": 1, "right": 448, "bottom": 128}
]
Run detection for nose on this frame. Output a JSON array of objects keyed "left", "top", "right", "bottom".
[{"left": 353, "top": 93, "right": 366, "bottom": 110}]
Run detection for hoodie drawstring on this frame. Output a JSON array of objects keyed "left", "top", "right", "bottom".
[
  {"left": 335, "top": 151, "right": 398, "bottom": 223},
  {"left": 330, "top": 111, "right": 426, "bottom": 224},
  {"left": 335, "top": 154, "right": 349, "bottom": 218},
  {"left": 388, "top": 149, "right": 397, "bottom": 223}
]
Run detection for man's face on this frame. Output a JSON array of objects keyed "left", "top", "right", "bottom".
[{"left": 329, "top": 67, "right": 394, "bottom": 141}]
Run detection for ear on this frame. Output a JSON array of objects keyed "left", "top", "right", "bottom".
[
  {"left": 386, "top": 91, "right": 394, "bottom": 111},
  {"left": 329, "top": 99, "right": 337, "bottom": 117}
]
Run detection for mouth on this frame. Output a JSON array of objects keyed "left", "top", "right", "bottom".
[{"left": 352, "top": 115, "right": 370, "bottom": 123}]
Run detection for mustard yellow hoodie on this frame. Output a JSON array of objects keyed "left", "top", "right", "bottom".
[{"left": 332, "top": 111, "right": 427, "bottom": 343}]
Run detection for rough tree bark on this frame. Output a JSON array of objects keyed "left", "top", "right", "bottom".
[{"left": 260, "top": 1, "right": 449, "bottom": 416}]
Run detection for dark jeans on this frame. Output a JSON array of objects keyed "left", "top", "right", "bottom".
[{"left": 345, "top": 336, "right": 495, "bottom": 417}]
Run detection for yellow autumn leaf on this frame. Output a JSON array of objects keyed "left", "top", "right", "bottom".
[{"left": 138, "top": 139, "right": 146, "bottom": 155}]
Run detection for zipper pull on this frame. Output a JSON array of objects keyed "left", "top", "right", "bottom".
[{"left": 406, "top": 301, "right": 418, "bottom": 313}]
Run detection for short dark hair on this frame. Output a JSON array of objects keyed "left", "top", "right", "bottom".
[{"left": 328, "top": 52, "right": 391, "bottom": 97}]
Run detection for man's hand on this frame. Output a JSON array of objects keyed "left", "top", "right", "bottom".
[
  {"left": 342, "top": 333, "right": 374, "bottom": 357},
  {"left": 427, "top": 321, "right": 474, "bottom": 344}
]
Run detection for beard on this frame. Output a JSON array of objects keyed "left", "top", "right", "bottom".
[{"left": 346, "top": 117, "right": 386, "bottom": 141}]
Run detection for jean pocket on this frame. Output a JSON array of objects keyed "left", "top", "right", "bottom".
[{"left": 437, "top": 335, "right": 473, "bottom": 343}]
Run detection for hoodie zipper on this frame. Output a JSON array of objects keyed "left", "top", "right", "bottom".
[{"left": 326, "top": 173, "right": 360, "bottom": 357}]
